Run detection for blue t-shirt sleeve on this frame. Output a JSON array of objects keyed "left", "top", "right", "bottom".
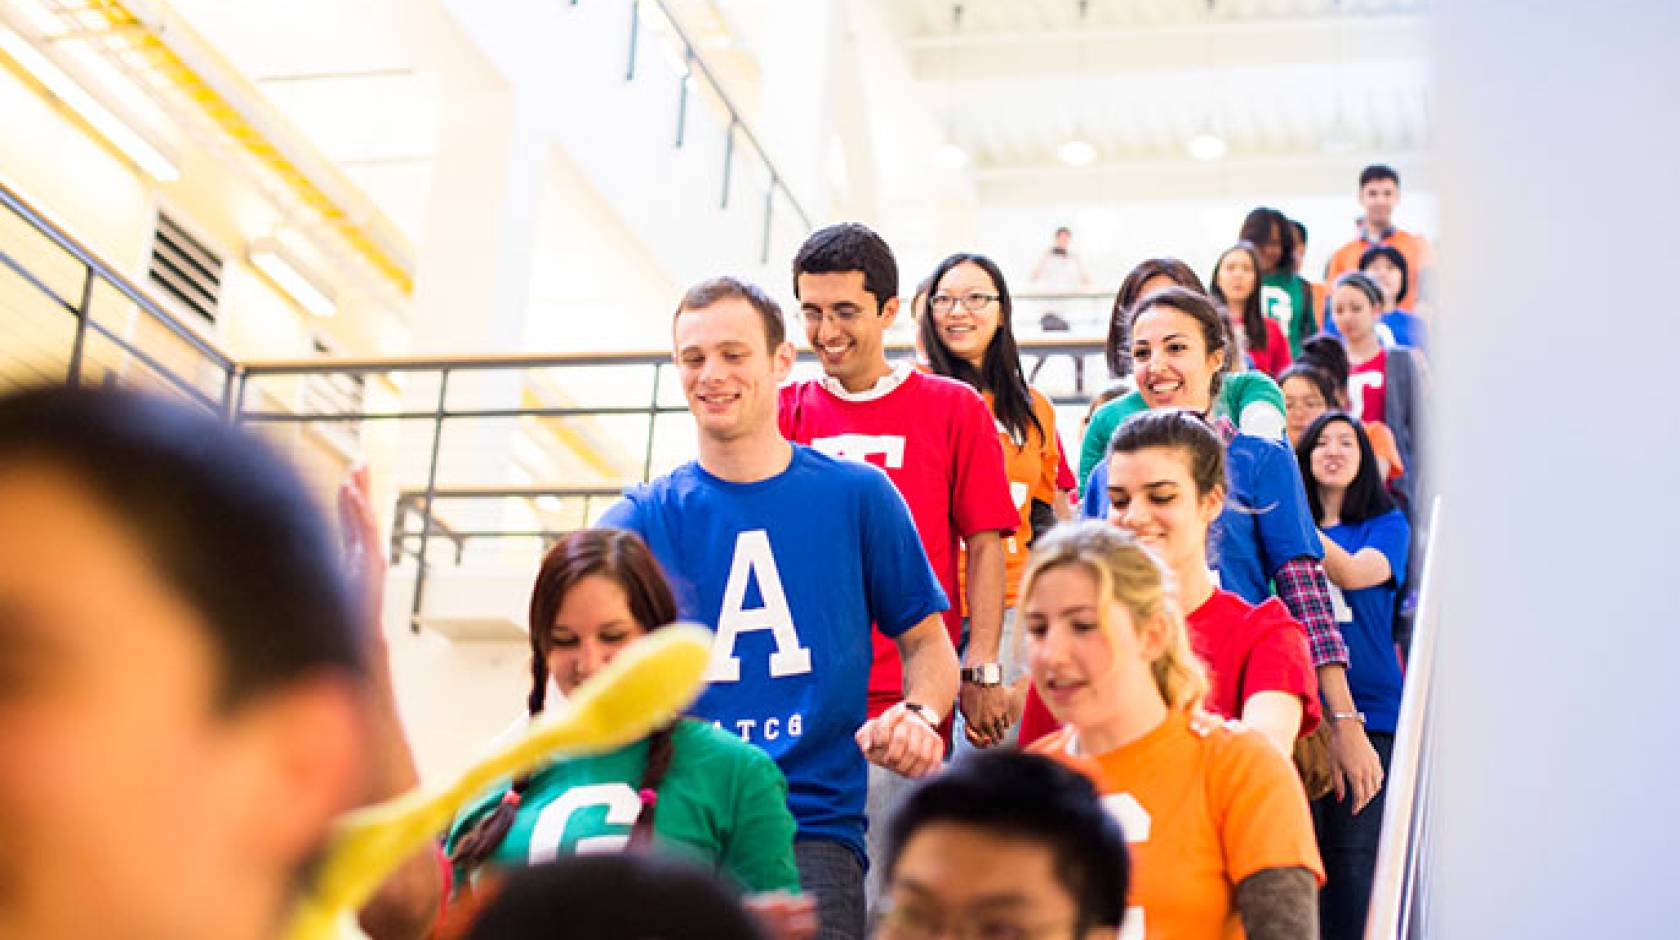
[
  {"left": 1363, "top": 510, "right": 1411, "bottom": 589},
  {"left": 1252, "top": 439, "right": 1323, "bottom": 575},
  {"left": 856, "top": 471, "right": 948, "bottom": 638},
  {"left": 596, "top": 495, "right": 643, "bottom": 533},
  {"left": 1081, "top": 463, "right": 1108, "bottom": 519}
]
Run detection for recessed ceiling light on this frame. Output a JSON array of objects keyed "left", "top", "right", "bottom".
[
  {"left": 934, "top": 142, "right": 969, "bottom": 171},
  {"left": 1058, "top": 138, "right": 1097, "bottom": 167},
  {"left": 1187, "top": 131, "right": 1228, "bottom": 162}
]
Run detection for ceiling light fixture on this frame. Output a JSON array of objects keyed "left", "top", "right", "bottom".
[
  {"left": 0, "top": 25, "right": 179, "bottom": 181},
  {"left": 934, "top": 142, "right": 970, "bottom": 171},
  {"left": 1187, "top": 130, "right": 1227, "bottom": 162},
  {"left": 250, "top": 242, "right": 336, "bottom": 318},
  {"left": 1058, "top": 137, "right": 1097, "bottom": 167}
]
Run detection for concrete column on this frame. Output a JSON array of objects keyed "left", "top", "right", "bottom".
[{"left": 1433, "top": 3, "right": 1680, "bottom": 935}]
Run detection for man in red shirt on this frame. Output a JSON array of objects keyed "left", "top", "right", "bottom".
[
  {"left": 1325, "top": 164, "right": 1436, "bottom": 302},
  {"left": 779, "top": 223, "right": 1019, "bottom": 899}
]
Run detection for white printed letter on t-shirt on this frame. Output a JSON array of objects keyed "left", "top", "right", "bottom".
[
  {"left": 1102, "top": 793, "right": 1152, "bottom": 940},
  {"left": 809, "top": 433, "right": 906, "bottom": 469},
  {"left": 527, "top": 783, "right": 642, "bottom": 861},
  {"left": 706, "top": 529, "right": 813, "bottom": 682}
]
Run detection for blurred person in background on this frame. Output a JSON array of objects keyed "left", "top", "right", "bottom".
[
  {"left": 1324, "top": 165, "right": 1435, "bottom": 302},
  {"left": 1241, "top": 207, "right": 1319, "bottom": 357},
  {"left": 1327, "top": 272, "right": 1426, "bottom": 510},
  {"left": 1212, "top": 241, "right": 1292, "bottom": 377}
]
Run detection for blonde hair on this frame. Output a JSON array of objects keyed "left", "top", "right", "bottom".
[{"left": 1021, "top": 521, "right": 1208, "bottom": 712}]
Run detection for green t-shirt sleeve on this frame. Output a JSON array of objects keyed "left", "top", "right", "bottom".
[
  {"left": 720, "top": 741, "right": 802, "bottom": 893},
  {"left": 1079, "top": 394, "right": 1142, "bottom": 490},
  {"left": 1220, "top": 373, "right": 1287, "bottom": 440}
]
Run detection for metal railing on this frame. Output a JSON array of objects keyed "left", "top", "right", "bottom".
[
  {"left": 1365, "top": 496, "right": 1443, "bottom": 940},
  {"left": 625, "top": 0, "right": 811, "bottom": 262},
  {"left": 234, "top": 336, "right": 1107, "bottom": 630},
  {"left": 0, "top": 177, "right": 237, "bottom": 409}
]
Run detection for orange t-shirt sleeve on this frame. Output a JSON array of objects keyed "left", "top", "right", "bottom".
[
  {"left": 1207, "top": 727, "right": 1326, "bottom": 886},
  {"left": 1364, "top": 421, "right": 1405, "bottom": 480}
]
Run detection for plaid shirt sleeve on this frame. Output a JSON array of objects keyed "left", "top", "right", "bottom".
[{"left": 1275, "top": 557, "right": 1349, "bottom": 669}]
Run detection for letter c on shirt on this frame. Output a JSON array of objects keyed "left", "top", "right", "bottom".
[{"left": 527, "top": 783, "right": 643, "bottom": 862}]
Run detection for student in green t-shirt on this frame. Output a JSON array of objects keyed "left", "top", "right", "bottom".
[
  {"left": 1082, "top": 257, "right": 1287, "bottom": 490},
  {"left": 1240, "top": 207, "right": 1318, "bottom": 358},
  {"left": 446, "top": 529, "right": 802, "bottom": 899}
]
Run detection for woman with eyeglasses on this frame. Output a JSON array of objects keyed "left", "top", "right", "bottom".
[
  {"left": 919, "top": 252, "right": 1068, "bottom": 746},
  {"left": 1026, "top": 521, "right": 1323, "bottom": 940}
]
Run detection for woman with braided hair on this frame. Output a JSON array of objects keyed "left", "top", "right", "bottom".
[{"left": 444, "top": 528, "right": 801, "bottom": 899}]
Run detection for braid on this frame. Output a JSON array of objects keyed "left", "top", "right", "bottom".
[
  {"left": 450, "top": 655, "right": 549, "bottom": 876},
  {"left": 527, "top": 651, "right": 548, "bottom": 715},
  {"left": 627, "top": 721, "right": 682, "bottom": 851}
]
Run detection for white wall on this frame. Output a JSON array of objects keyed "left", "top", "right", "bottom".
[{"left": 1431, "top": 2, "right": 1680, "bottom": 936}]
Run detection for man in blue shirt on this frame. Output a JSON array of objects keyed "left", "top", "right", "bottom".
[{"left": 599, "top": 275, "right": 960, "bottom": 940}]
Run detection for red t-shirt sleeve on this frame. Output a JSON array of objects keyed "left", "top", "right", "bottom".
[
  {"left": 949, "top": 385, "right": 1020, "bottom": 539},
  {"left": 1018, "top": 683, "right": 1062, "bottom": 748},
  {"left": 1242, "top": 598, "right": 1323, "bottom": 735},
  {"left": 776, "top": 382, "right": 800, "bottom": 440},
  {"left": 1055, "top": 447, "right": 1076, "bottom": 492}
]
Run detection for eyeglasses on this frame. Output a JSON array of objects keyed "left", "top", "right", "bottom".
[
  {"left": 800, "top": 306, "right": 871, "bottom": 326},
  {"left": 929, "top": 291, "right": 1000, "bottom": 314},
  {"left": 1285, "top": 395, "right": 1327, "bottom": 410},
  {"left": 871, "top": 903, "right": 1077, "bottom": 940}
]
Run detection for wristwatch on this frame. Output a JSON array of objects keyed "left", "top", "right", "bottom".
[
  {"left": 960, "top": 663, "right": 1004, "bottom": 686},
  {"left": 1330, "top": 710, "right": 1367, "bottom": 725},
  {"left": 902, "top": 702, "right": 941, "bottom": 731}
]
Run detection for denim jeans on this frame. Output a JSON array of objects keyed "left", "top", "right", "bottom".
[
  {"left": 795, "top": 838, "right": 867, "bottom": 940},
  {"left": 952, "top": 608, "right": 1023, "bottom": 757},
  {"left": 1312, "top": 730, "right": 1396, "bottom": 940},
  {"left": 862, "top": 762, "right": 917, "bottom": 912}
]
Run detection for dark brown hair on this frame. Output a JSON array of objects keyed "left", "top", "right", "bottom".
[
  {"left": 921, "top": 252, "right": 1044, "bottom": 446},
  {"left": 1210, "top": 242, "right": 1269, "bottom": 354},
  {"left": 450, "top": 529, "right": 682, "bottom": 874},
  {"left": 673, "top": 276, "right": 787, "bottom": 351},
  {"left": 1104, "top": 258, "right": 1207, "bottom": 378},
  {"left": 1126, "top": 285, "right": 1231, "bottom": 406}
]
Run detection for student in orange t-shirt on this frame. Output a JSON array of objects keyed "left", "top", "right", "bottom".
[
  {"left": 1023, "top": 522, "right": 1323, "bottom": 940},
  {"left": 1324, "top": 165, "right": 1435, "bottom": 296},
  {"left": 920, "top": 251, "right": 1067, "bottom": 747}
]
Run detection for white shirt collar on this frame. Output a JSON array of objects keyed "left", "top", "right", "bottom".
[{"left": 818, "top": 361, "right": 914, "bottom": 403}]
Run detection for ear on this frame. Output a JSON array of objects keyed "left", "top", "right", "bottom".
[
  {"left": 1208, "top": 345, "right": 1226, "bottom": 375},
  {"left": 771, "top": 340, "right": 797, "bottom": 382},
  {"left": 1136, "top": 611, "right": 1175, "bottom": 662},
  {"left": 236, "top": 675, "right": 366, "bottom": 865},
  {"left": 1200, "top": 484, "right": 1226, "bottom": 527},
  {"left": 879, "top": 295, "right": 901, "bottom": 330}
]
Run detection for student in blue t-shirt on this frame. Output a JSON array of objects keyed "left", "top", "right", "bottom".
[
  {"left": 1296, "top": 411, "right": 1411, "bottom": 940},
  {"left": 597, "top": 275, "right": 960, "bottom": 940}
]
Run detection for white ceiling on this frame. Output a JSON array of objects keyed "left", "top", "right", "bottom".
[{"left": 884, "top": 0, "right": 1432, "bottom": 187}]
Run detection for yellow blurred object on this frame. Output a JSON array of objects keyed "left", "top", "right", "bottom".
[{"left": 278, "top": 623, "right": 715, "bottom": 940}]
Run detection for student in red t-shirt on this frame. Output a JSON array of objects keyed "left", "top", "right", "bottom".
[
  {"left": 1018, "top": 410, "right": 1322, "bottom": 755},
  {"left": 1327, "top": 273, "right": 1425, "bottom": 508},
  {"left": 1211, "top": 242, "right": 1292, "bottom": 379},
  {"left": 779, "top": 223, "right": 1020, "bottom": 904},
  {"left": 1023, "top": 521, "right": 1323, "bottom": 939}
]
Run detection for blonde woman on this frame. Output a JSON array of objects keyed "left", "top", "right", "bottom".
[{"left": 1025, "top": 522, "right": 1323, "bottom": 940}]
